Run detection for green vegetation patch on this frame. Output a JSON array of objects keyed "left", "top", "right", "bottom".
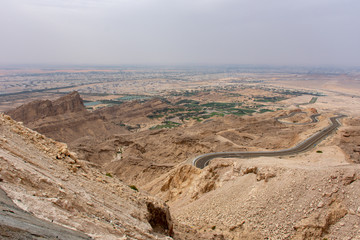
[
  {"left": 227, "top": 93, "right": 243, "bottom": 97},
  {"left": 175, "top": 99, "right": 200, "bottom": 105},
  {"left": 202, "top": 102, "right": 237, "bottom": 109},
  {"left": 259, "top": 109, "right": 274, "bottom": 113},
  {"left": 230, "top": 109, "right": 256, "bottom": 116},
  {"left": 193, "top": 117, "right": 202, "bottom": 122},
  {"left": 100, "top": 100, "right": 124, "bottom": 105},
  {"left": 151, "top": 107, "right": 186, "bottom": 115},
  {"left": 150, "top": 121, "right": 181, "bottom": 130},
  {"left": 147, "top": 93, "right": 285, "bottom": 124},
  {"left": 170, "top": 90, "right": 200, "bottom": 96},
  {"left": 84, "top": 101, "right": 102, "bottom": 106},
  {"left": 309, "top": 97, "right": 318, "bottom": 104},
  {"left": 116, "top": 95, "right": 151, "bottom": 101},
  {"left": 254, "top": 96, "right": 287, "bottom": 102},
  {"left": 147, "top": 99, "right": 262, "bottom": 122},
  {"left": 147, "top": 114, "right": 164, "bottom": 119},
  {"left": 129, "top": 185, "right": 139, "bottom": 192},
  {"left": 278, "top": 89, "right": 324, "bottom": 96}
]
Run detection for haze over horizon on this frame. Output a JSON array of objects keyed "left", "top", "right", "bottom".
[{"left": 1, "top": 0, "right": 359, "bottom": 67}]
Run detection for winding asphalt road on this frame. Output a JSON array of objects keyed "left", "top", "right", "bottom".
[
  {"left": 193, "top": 114, "right": 345, "bottom": 169},
  {"left": 275, "top": 112, "right": 321, "bottom": 125}
]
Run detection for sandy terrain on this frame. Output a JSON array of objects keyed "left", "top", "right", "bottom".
[
  {"left": 269, "top": 75, "right": 360, "bottom": 117},
  {"left": 280, "top": 94, "right": 360, "bottom": 117}
]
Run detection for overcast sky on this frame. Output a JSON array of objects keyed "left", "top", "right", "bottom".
[{"left": 0, "top": 0, "right": 359, "bottom": 66}]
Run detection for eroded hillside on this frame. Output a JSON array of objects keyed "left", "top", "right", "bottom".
[
  {"left": 145, "top": 156, "right": 360, "bottom": 239},
  {"left": 7, "top": 92, "right": 333, "bottom": 187},
  {"left": 0, "top": 114, "right": 176, "bottom": 239},
  {"left": 4, "top": 92, "right": 360, "bottom": 239}
]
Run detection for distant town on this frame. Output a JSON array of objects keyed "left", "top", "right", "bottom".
[{"left": 1, "top": 65, "right": 351, "bottom": 112}]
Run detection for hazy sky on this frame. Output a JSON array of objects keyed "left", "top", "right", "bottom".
[{"left": 0, "top": 0, "right": 359, "bottom": 66}]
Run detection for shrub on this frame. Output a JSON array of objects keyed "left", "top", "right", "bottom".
[{"left": 129, "top": 185, "right": 139, "bottom": 192}]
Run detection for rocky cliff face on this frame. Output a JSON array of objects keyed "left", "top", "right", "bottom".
[
  {"left": 6, "top": 91, "right": 86, "bottom": 124},
  {"left": 6, "top": 92, "right": 131, "bottom": 145},
  {"left": 0, "top": 114, "right": 174, "bottom": 239},
  {"left": 334, "top": 117, "right": 360, "bottom": 163}
]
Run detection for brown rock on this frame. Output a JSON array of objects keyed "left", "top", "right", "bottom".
[
  {"left": 146, "top": 202, "right": 174, "bottom": 237},
  {"left": 294, "top": 201, "right": 348, "bottom": 239},
  {"left": 6, "top": 91, "right": 86, "bottom": 124},
  {"left": 343, "top": 173, "right": 356, "bottom": 185}
]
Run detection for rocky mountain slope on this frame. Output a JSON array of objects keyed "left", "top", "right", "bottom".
[
  {"left": 75, "top": 109, "right": 330, "bottom": 186},
  {"left": 145, "top": 156, "right": 360, "bottom": 239},
  {"left": 6, "top": 91, "right": 130, "bottom": 144},
  {"left": 0, "top": 188, "right": 91, "bottom": 240},
  {"left": 0, "top": 113, "right": 175, "bottom": 239},
  {"left": 335, "top": 117, "right": 360, "bottom": 163},
  {"left": 4, "top": 92, "right": 360, "bottom": 239},
  {"left": 6, "top": 92, "right": 170, "bottom": 147},
  {"left": 8, "top": 92, "right": 331, "bottom": 186},
  {"left": 6, "top": 91, "right": 86, "bottom": 124}
]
